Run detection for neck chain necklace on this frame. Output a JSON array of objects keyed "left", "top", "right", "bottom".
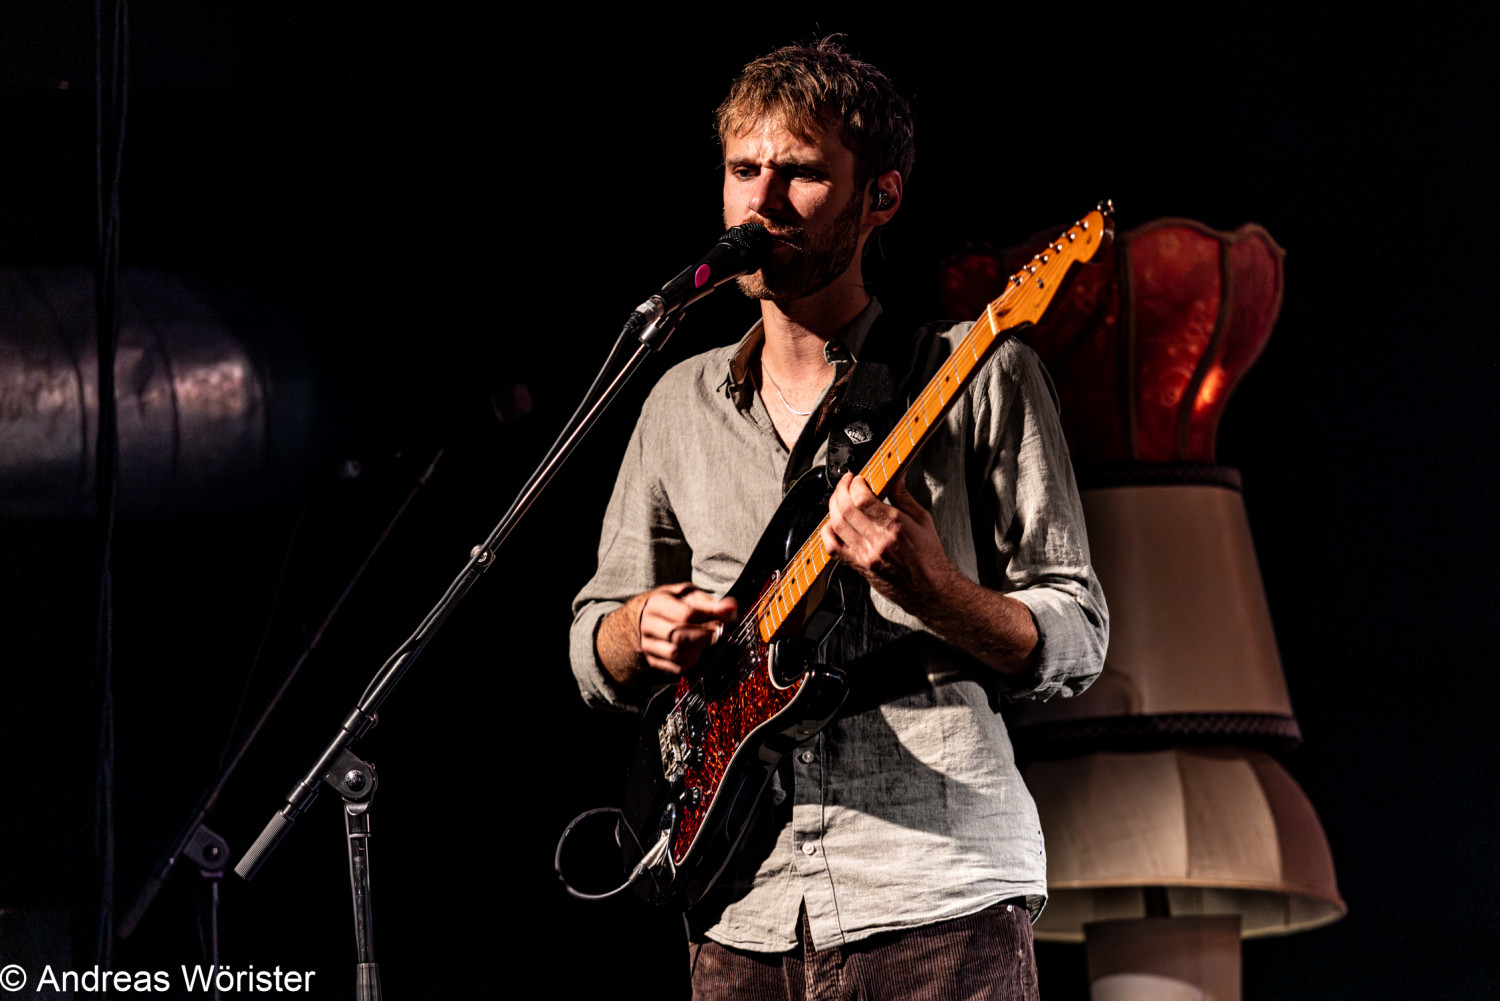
[{"left": 761, "top": 365, "right": 830, "bottom": 418}]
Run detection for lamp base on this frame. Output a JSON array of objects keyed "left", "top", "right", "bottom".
[{"left": 1086, "top": 916, "right": 1241, "bottom": 1001}]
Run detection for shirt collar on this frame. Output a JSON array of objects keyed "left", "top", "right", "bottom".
[{"left": 723, "top": 298, "right": 883, "bottom": 407}]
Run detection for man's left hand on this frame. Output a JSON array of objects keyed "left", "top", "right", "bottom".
[
  {"left": 821, "top": 471, "right": 958, "bottom": 614},
  {"left": 821, "top": 470, "right": 1039, "bottom": 675}
]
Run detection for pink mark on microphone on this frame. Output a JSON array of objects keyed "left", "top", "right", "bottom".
[{"left": 694, "top": 264, "right": 712, "bottom": 288}]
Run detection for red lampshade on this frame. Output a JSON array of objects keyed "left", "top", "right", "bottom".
[{"left": 940, "top": 218, "right": 1284, "bottom": 468}]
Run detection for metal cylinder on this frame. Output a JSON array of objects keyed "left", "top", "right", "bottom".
[{"left": 0, "top": 267, "right": 338, "bottom": 516}]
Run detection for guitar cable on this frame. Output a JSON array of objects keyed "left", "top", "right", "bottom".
[{"left": 554, "top": 806, "right": 671, "bottom": 901}]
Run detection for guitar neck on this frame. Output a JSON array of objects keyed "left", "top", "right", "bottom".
[{"left": 752, "top": 206, "right": 1112, "bottom": 645}]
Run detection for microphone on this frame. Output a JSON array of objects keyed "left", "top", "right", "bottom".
[{"left": 628, "top": 223, "right": 771, "bottom": 331}]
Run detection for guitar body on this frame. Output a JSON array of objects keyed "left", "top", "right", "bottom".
[
  {"left": 622, "top": 467, "right": 850, "bottom": 908},
  {"left": 610, "top": 204, "right": 1113, "bottom": 910}
]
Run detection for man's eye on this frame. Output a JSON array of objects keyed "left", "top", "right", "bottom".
[{"left": 731, "top": 167, "right": 757, "bottom": 179}]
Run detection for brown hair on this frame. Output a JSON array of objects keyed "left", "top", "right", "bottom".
[{"left": 716, "top": 38, "right": 915, "bottom": 188}]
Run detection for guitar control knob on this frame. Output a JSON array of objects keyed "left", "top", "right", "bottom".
[{"left": 679, "top": 787, "right": 702, "bottom": 807}]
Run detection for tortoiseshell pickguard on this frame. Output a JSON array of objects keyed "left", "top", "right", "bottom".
[{"left": 668, "top": 641, "right": 802, "bottom": 864}]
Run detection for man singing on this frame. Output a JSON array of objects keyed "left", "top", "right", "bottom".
[{"left": 569, "top": 39, "right": 1107, "bottom": 1000}]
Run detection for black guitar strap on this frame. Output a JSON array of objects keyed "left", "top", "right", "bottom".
[
  {"left": 825, "top": 307, "right": 952, "bottom": 481},
  {"left": 818, "top": 309, "right": 1007, "bottom": 717}
]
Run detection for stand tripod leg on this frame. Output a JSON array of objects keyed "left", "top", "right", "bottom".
[
  {"left": 182, "top": 825, "right": 229, "bottom": 1001},
  {"left": 345, "top": 798, "right": 381, "bottom": 1001},
  {"left": 203, "top": 871, "right": 222, "bottom": 1001}
]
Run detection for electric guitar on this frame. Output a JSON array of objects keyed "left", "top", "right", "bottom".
[{"left": 620, "top": 204, "right": 1114, "bottom": 908}]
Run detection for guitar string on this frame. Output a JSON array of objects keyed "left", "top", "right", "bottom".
[
  {"left": 666, "top": 314, "right": 985, "bottom": 720},
  {"left": 659, "top": 218, "right": 1089, "bottom": 722},
  {"left": 667, "top": 260, "right": 1048, "bottom": 719},
  {"left": 670, "top": 279, "right": 1034, "bottom": 719},
  {"left": 664, "top": 279, "right": 1087, "bottom": 831}
]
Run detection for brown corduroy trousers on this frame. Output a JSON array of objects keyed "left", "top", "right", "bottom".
[{"left": 688, "top": 899, "right": 1040, "bottom": 1001}]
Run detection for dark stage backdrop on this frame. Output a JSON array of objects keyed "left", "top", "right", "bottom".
[{"left": 1, "top": 5, "right": 1495, "bottom": 999}]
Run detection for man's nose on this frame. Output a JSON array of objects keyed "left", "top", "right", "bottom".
[{"left": 747, "top": 174, "right": 789, "bottom": 219}]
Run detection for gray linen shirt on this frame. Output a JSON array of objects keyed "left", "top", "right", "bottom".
[{"left": 569, "top": 300, "right": 1107, "bottom": 952}]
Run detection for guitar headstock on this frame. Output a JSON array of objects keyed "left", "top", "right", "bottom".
[{"left": 988, "top": 203, "right": 1114, "bottom": 329}]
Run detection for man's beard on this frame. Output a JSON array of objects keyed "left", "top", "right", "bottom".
[{"left": 734, "top": 189, "right": 864, "bottom": 302}]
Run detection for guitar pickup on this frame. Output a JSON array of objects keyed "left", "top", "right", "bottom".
[
  {"left": 659, "top": 709, "right": 689, "bottom": 786},
  {"left": 659, "top": 694, "right": 711, "bottom": 785}
]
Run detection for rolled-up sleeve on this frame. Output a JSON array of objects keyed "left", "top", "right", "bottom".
[
  {"left": 568, "top": 395, "right": 692, "bottom": 712},
  {"left": 973, "top": 339, "right": 1108, "bottom": 701}
]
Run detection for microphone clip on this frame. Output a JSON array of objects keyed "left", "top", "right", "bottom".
[
  {"left": 625, "top": 300, "right": 682, "bottom": 352},
  {"left": 620, "top": 223, "right": 770, "bottom": 350}
]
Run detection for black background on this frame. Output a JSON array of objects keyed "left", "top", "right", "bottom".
[{"left": 1, "top": 4, "right": 1496, "bottom": 999}]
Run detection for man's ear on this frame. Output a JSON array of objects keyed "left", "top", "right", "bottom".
[{"left": 866, "top": 170, "right": 903, "bottom": 224}]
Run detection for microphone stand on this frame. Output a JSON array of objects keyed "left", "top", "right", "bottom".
[
  {"left": 117, "top": 450, "right": 445, "bottom": 945},
  {"left": 232, "top": 304, "right": 688, "bottom": 1001}
]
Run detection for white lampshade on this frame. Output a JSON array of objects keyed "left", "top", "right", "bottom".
[
  {"left": 1025, "top": 747, "right": 1345, "bottom": 941},
  {"left": 1008, "top": 483, "right": 1299, "bottom": 741}
]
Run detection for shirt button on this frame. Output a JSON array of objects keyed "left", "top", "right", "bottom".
[
  {"left": 799, "top": 750, "right": 815, "bottom": 764},
  {"left": 801, "top": 843, "right": 817, "bottom": 856}
]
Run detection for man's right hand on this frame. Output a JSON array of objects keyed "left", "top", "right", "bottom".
[{"left": 597, "top": 583, "right": 738, "bottom": 687}]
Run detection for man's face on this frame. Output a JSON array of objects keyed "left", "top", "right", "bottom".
[{"left": 722, "top": 118, "right": 866, "bottom": 302}]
